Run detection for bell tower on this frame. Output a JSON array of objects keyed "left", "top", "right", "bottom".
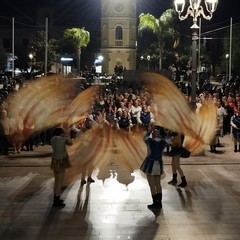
[{"left": 101, "top": 0, "right": 137, "bottom": 75}]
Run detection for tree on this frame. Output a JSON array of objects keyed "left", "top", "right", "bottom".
[
  {"left": 222, "top": 25, "right": 240, "bottom": 75},
  {"left": 0, "top": 42, "right": 6, "bottom": 72},
  {"left": 138, "top": 9, "right": 179, "bottom": 70},
  {"left": 63, "top": 27, "right": 90, "bottom": 75},
  {"left": 28, "top": 31, "right": 58, "bottom": 74}
]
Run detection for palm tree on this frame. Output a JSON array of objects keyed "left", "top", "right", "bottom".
[
  {"left": 63, "top": 27, "right": 90, "bottom": 74},
  {"left": 138, "top": 9, "right": 179, "bottom": 70}
]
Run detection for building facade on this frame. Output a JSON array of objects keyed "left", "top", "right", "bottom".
[{"left": 101, "top": 0, "right": 137, "bottom": 75}]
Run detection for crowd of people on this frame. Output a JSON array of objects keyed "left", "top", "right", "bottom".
[
  {"left": 0, "top": 80, "right": 55, "bottom": 155},
  {"left": 1, "top": 73, "right": 240, "bottom": 155}
]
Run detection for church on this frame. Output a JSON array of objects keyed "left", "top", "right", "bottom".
[{"left": 100, "top": 0, "right": 137, "bottom": 75}]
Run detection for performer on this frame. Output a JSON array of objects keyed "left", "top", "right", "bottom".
[
  {"left": 230, "top": 107, "right": 240, "bottom": 152},
  {"left": 140, "top": 125, "right": 170, "bottom": 209},
  {"left": 0, "top": 109, "right": 11, "bottom": 155},
  {"left": 168, "top": 132, "right": 187, "bottom": 187},
  {"left": 50, "top": 127, "right": 72, "bottom": 207},
  {"left": 209, "top": 117, "right": 221, "bottom": 153}
]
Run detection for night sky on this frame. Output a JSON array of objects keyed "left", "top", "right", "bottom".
[
  {"left": 0, "top": 0, "right": 239, "bottom": 60},
  {"left": 0, "top": 0, "right": 239, "bottom": 29}
]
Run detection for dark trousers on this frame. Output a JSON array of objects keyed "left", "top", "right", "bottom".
[
  {"left": 25, "top": 134, "right": 34, "bottom": 150},
  {"left": 0, "top": 134, "right": 9, "bottom": 155}
]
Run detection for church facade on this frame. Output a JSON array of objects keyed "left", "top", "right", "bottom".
[{"left": 100, "top": 0, "right": 137, "bottom": 75}]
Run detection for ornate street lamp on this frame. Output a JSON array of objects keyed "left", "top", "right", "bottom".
[
  {"left": 174, "top": 0, "right": 218, "bottom": 109},
  {"left": 225, "top": 53, "right": 229, "bottom": 81}
]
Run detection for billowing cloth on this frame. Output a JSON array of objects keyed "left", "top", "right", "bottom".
[
  {"left": 141, "top": 73, "right": 217, "bottom": 154},
  {"left": 6, "top": 73, "right": 217, "bottom": 184}
]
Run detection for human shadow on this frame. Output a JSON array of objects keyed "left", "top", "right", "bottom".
[
  {"left": 0, "top": 172, "right": 43, "bottom": 226},
  {"left": 37, "top": 181, "right": 92, "bottom": 240},
  {"left": 176, "top": 187, "right": 193, "bottom": 212},
  {"left": 68, "top": 183, "right": 92, "bottom": 238}
]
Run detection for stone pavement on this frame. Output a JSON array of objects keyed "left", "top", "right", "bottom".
[{"left": 0, "top": 134, "right": 240, "bottom": 240}]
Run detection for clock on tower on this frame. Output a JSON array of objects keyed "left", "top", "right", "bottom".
[{"left": 114, "top": 2, "right": 124, "bottom": 13}]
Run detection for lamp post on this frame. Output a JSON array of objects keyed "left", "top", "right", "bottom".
[
  {"left": 174, "top": 0, "right": 218, "bottom": 109},
  {"left": 147, "top": 55, "right": 150, "bottom": 70},
  {"left": 140, "top": 55, "right": 151, "bottom": 70},
  {"left": 29, "top": 53, "right": 33, "bottom": 80},
  {"left": 225, "top": 54, "right": 229, "bottom": 81}
]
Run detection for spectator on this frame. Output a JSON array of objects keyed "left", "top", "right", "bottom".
[
  {"left": 23, "top": 115, "right": 35, "bottom": 151},
  {"left": 216, "top": 99, "right": 227, "bottom": 137},
  {"left": 129, "top": 99, "right": 142, "bottom": 128},
  {"left": 10, "top": 112, "right": 24, "bottom": 154},
  {"left": 230, "top": 106, "right": 240, "bottom": 152},
  {"left": 216, "top": 99, "right": 227, "bottom": 147},
  {"left": 104, "top": 98, "right": 117, "bottom": 125},
  {"left": 70, "top": 122, "right": 82, "bottom": 139},
  {"left": 127, "top": 88, "right": 136, "bottom": 100},
  {"left": 223, "top": 97, "right": 234, "bottom": 135},
  {"left": 137, "top": 104, "right": 154, "bottom": 130},
  {"left": 0, "top": 109, "right": 11, "bottom": 155},
  {"left": 116, "top": 109, "right": 132, "bottom": 133}
]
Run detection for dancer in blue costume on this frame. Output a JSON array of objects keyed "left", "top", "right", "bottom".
[{"left": 140, "top": 125, "right": 171, "bottom": 209}]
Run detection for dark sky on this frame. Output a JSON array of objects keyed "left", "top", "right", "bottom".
[
  {"left": 0, "top": 0, "right": 239, "bottom": 28},
  {"left": 0, "top": 0, "right": 239, "bottom": 53}
]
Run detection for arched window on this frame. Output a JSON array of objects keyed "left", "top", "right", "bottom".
[{"left": 115, "top": 26, "right": 123, "bottom": 46}]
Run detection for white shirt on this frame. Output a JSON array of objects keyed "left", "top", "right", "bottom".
[
  {"left": 129, "top": 105, "right": 142, "bottom": 118},
  {"left": 217, "top": 106, "right": 227, "bottom": 125}
]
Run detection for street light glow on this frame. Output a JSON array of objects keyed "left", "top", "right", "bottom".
[
  {"left": 61, "top": 57, "right": 73, "bottom": 61},
  {"left": 98, "top": 55, "right": 104, "bottom": 61},
  {"left": 205, "top": 0, "right": 218, "bottom": 13},
  {"left": 190, "top": 0, "right": 201, "bottom": 10},
  {"left": 174, "top": 0, "right": 185, "bottom": 13}
]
